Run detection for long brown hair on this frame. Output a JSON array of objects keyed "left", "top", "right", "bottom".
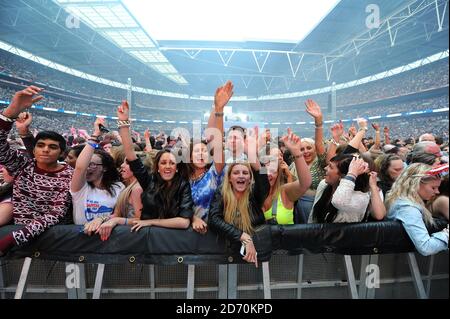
[{"left": 221, "top": 162, "right": 255, "bottom": 235}]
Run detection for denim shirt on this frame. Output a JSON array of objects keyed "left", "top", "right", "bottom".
[{"left": 388, "top": 199, "right": 448, "bottom": 256}]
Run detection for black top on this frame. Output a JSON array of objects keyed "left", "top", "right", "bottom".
[
  {"left": 128, "top": 158, "right": 194, "bottom": 220},
  {"left": 208, "top": 168, "right": 270, "bottom": 243}
]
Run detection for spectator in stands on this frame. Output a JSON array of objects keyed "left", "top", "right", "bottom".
[
  {"left": 426, "top": 167, "right": 449, "bottom": 221},
  {"left": 208, "top": 128, "right": 268, "bottom": 267},
  {"left": 262, "top": 129, "right": 312, "bottom": 225},
  {"left": 308, "top": 154, "right": 385, "bottom": 223},
  {"left": 189, "top": 82, "right": 232, "bottom": 234},
  {"left": 0, "top": 165, "right": 13, "bottom": 226},
  {"left": 0, "top": 86, "right": 73, "bottom": 256},
  {"left": 117, "top": 101, "right": 194, "bottom": 230},
  {"left": 96, "top": 150, "right": 143, "bottom": 241},
  {"left": 377, "top": 154, "right": 405, "bottom": 197},
  {"left": 386, "top": 163, "right": 449, "bottom": 256},
  {"left": 290, "top": 100, "right": 330, "bottom": 223},
  {"left": 419, "top": 133, "right": 436, "bottom": 143},
  {"left": 70, "top": 118, "right": 124, "bottom": 234}
]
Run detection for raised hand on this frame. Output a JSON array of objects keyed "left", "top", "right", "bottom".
[
  {"left": 244, "top": 126, "right": 259, "bottom": 156},
  {"left": 348, "top": 125, "right": 357, "bottom": 138},
  {"left": 4, "top": 86, "right": 44, "bottom": 118},
  {"left": 369, "top": 171, "right": 378, "bottom": 189},
  {"left": 214, "top": 81, "right": 234, "bottom": 112},
  {"left": 371, "top": 123, "right": 380, "bottom": 131},
  {"left": 383, "top": 126, "right": 390, "bottom": 134},
  {"left": 348, "top": 157, "right": 369, "bottom": 177},
  {"left": 305, "top": 99, "right": 323, "bottom": 122},
  {"left": 15, "top": 112, "right": 33, "bottom": 134},
  {"left": 357, "top": 118, "right": 368, "bottom": 130},
  {"left": 144, "top": 128, "right": 151, "bottom": 140},
  {"left": 281, "top": 128, "right": 302, "bottom": 154},
  {"left": 117, "top": 100, "right": 130, "bottom": 121},
  {"left": 330, "top": 123, "right": 342, "bottom": 141},
  {"left": 93, "top": 117, "right": 105, "bottom": 136}
]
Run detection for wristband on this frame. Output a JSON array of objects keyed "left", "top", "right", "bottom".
[{"left": 87, "top": 141, "right": 100, "bottom": 149}]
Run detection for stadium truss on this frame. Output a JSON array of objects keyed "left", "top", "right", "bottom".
[{"left": 0, "top": 0, "right": 448, "bottom": 99}]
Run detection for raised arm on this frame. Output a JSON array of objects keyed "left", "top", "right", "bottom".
[
  {"left": 327, "top": 123, "right": 342, "bottom": 163},
  {"left": 371, "top": 123, "right": 381, "bottom": 150},
  {"left": 305, "top": 99, "right": 325, "bottom": 155},
  {"left": 143, "top": 128, "right": 153, "bottom": 152},
  {"left": 347, "top": 118, "right": 368, "bottom": 153},
  {"left": 117, "top": 100, "right": 137, "bottom": 162},
  {"left": 212, "top": 80, "right": 233, "bottom": 173},
  {"left": 244, "top": 126, "right": 261, "bottom": 171},
  {"left": 281, "top": 128, "right": 312, "bottom": 202},
  {"left": 368, "top": 172, "right": 386, "bottom": 220},
  {"left": 383, "top": 126, "right": 391, "bottom": 145},
  {"left": 0, "top": 86, "right": 43, "bottom": 176},
  {"left": 70, "top": 118, "right": 104, "bottom": 193},
  {"left": 15, "top": 112, "right": 35, "bottom": 158}
]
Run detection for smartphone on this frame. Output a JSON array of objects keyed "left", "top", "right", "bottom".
[
  {"left": 240, "top": 244, "right": 246, "bottom": 256},
  {"left": 99, "top": 123, "right": 110, "bottom": 134}
]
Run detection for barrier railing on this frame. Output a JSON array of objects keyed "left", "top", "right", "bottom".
[{"left": 0, "top": 221, "right": 448, "bottom": 299}]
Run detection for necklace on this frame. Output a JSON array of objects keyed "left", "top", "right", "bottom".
[{"left": 190, "top": 170, "right": 207, "bottom": 182}]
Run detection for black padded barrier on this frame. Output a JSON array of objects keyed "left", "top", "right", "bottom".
[{"left": 0, "top": 219, "right": 447, "bottom": 264}]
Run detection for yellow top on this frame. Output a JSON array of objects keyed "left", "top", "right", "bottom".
[{"left": 264, "top": 194, "right": 294, "bottom": 225}]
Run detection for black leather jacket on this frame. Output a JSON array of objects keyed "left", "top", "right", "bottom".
[
  {"left": 208, "top": 168, "right": 269, "bottom": 243},
  {"left": 129, "top": 158, "right": 194, "bottom": 220}
]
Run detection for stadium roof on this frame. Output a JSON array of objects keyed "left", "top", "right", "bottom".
[{"left": 0, "top": 0, "right": 448, "bottom": 98}]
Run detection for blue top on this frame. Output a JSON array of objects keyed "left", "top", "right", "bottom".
[
  {"left": 190, "top": 164, "right": 225, "bottom": 221},
  {"left": 388, "top": 199, "right": 448, "bottom": 256}
]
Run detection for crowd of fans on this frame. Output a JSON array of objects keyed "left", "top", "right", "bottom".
[{"left": 0, "top": 82, "right": 448, "bottom": 263}]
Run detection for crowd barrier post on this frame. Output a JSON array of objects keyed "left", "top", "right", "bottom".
[
  {"left": 296, "top": 254, "right": 304, "bottom": 299},
  {"left": 218, "top": 264, "right": 228, "bottom": 298},
  {"left": 186, "top": 264, "right": 195, "bottom": 299},
  {"left": 227, "top": 264, "right": 238, "bottom": 299},
  {"left": 14, "top": 257, "right": 32, "bottom": 299},
  {"left": 343, "top": 255, "right": 359, "bottom": 299},
  {"left": 261, "top": 261, "right": 271, "bottom": 299},
  {"left": 148, "top": 265, "right": 156, "bottom": 299},
  {"left": 426, "top": 255, "right": 435, "bottom": 298},
  {"left": 0, "top": 259, "right": 5, "bottom": 299},
  {"left": 407, "top": 252, "right": 427, "bottom": 299},
  {"left": 92, "top": 263, "right": 105, "bottom": 299}
]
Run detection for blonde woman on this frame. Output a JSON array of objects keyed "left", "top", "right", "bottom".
[
  {"left": 386, "top": 163, "right": 449, "bottom": 256},
  {"left": 208, "top": 158, "right": 269, "bottom": 268}
]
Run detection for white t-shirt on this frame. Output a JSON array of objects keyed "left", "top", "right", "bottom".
[{"left": 71, "top": 182, "right": 125, "bottom": 225}]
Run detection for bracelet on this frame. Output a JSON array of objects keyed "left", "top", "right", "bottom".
[
  {"left": 359, "top": 127, "right": 368, "bottom": 131},
  {"left": 292, "top": 153, "right": 304, "bottom": 159},
  {"left": 315, "top": 123, "right": 323, "bottom": 128},
  {"left": 117, "top": 120, "right": 131, "bottom": 128},
  {"left": 331, "top": 139, "right": 340, "bottom": 147},
  {"left": 124, "top": 217, "right": 128, "bottom": 226},
  {"left": 19, "top": 132, "right": 33, "bottom": 139},
  {"left": 0, "top": 113, "right": 16, "bottom": 122},
  {"left": 343, "top": 175, "right": 356, "bottom": 183},
  {"left": 87, "top": 141, "right": 100, "bottom": 149},
  {"left": 215, "top": 112, "right": 224, "bottom": 117}
]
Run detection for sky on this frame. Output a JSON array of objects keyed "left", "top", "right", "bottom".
[{"left": 122, "top": 0, "right": 341, "bottom": 43}]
